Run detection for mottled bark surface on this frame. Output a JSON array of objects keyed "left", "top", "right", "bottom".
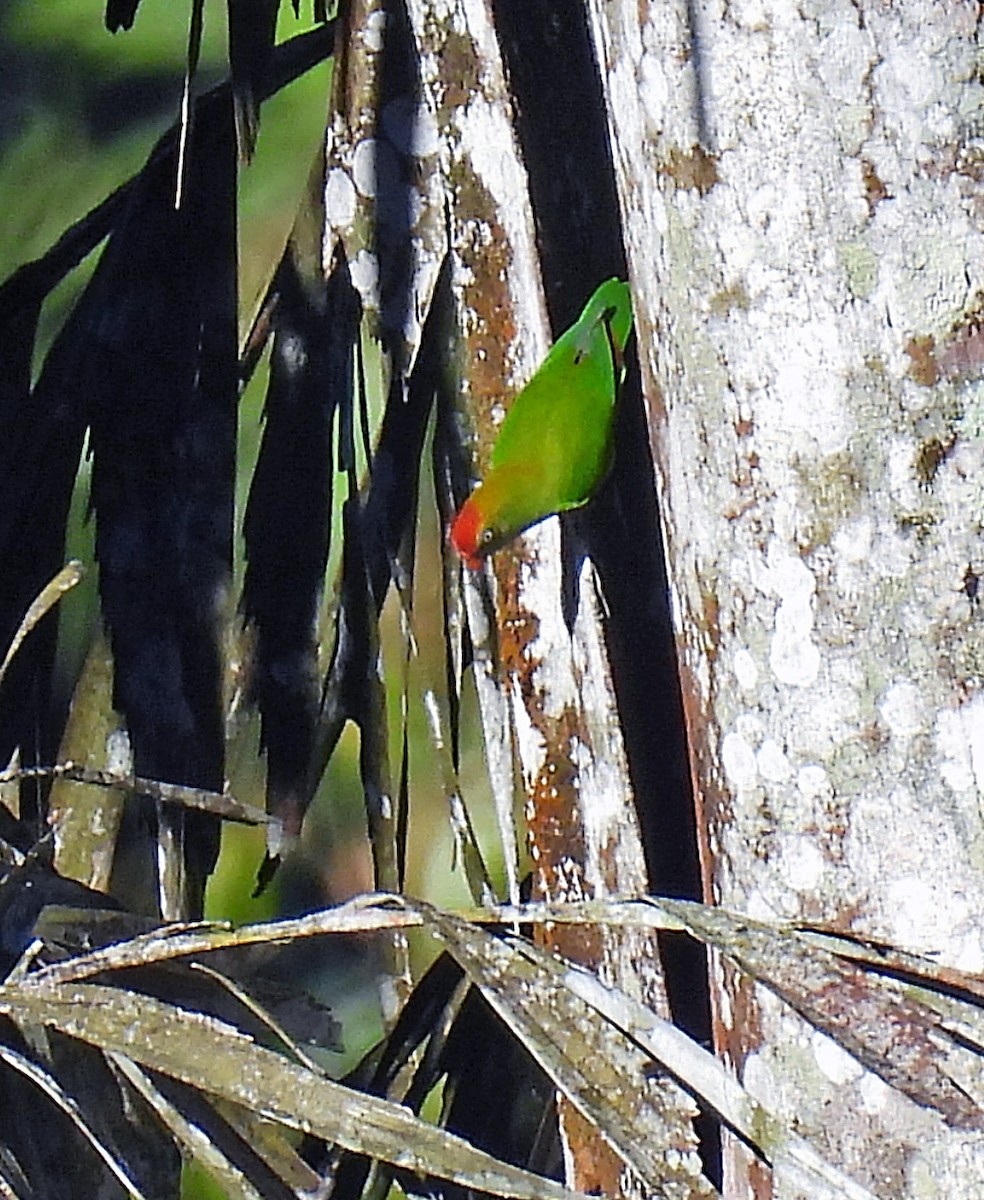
[
  {"left": 403, "top": 2, "right": 699, "bottom": 1190},
  {"left": 590, "top": 0, "right": 984, "bottom": 1194},
  {"left": 311, "top": 0, "right": 706, "bottom": 1190}
]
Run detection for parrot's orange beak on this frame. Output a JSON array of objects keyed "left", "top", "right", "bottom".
[{"left": 450, "top": 498, "right": 485, "bottom": 570}]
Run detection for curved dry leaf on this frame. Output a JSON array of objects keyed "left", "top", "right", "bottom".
[
  {"left": 0, "top": 562, "right": 83, "bottom": 689},
  {"left": 656, "top": 900, "right": 984, "bottom": 1131},
  {"left": 109, "top": 1056, "right": 269, "bottom": 1200},
  {"left": 111, "top": 1055, "right": 319, "bottom": 1200},
  {"left": 20, "top": 893, "right": 984, "bottom": 1193},
  {"left": 489, "top": 898, "right": 984, "bottom": 1132},
  {"left": 559, "top": 964, "right": 879, "bottom": 1200},
  {"left": 27, "top": 895, "right": 414, "bottom": 986},
  {"left": 33, "top": 889, "right": 984, "bottom": 1134},
  {"left": 0, "top": 980, "right": 585, "bottom": 1200},
  {"left": 411, "top": 901, "right": 714, "bottom": 1200},
  {"left": 472, "top": 898, "right": 984, "bottom": 1133},
  {"left": 0, "top": 1042, "right": 148, "bottom": 1200}
]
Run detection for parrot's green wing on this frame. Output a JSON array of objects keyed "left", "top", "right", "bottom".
[{"left": 489, "top": 277, "right": 632, "bottom": 511}]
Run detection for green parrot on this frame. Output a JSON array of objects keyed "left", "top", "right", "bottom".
[{"left": 450, "top": 277, "right": 633, "bottom": 569}]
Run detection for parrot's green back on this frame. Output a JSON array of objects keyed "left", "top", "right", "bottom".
[
  {"left": 491, "top": 278, "right": 631, "bottom": 484},
  {"left": 451, "top": 278, "right": 634, "bottom": 566}
]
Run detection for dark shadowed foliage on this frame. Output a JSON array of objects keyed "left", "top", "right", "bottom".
[{"left": 0, "top": 3, "right": 744, "bottom": 1198}]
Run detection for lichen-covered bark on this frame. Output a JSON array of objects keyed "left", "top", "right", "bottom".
[
  {"left": 589, "top": 0, "right": 984, "bottom": 1193},
  {"left": 399, "top": 1, "right": 702, "bottom": 1192},
  {"left": 323, "top": 0, "right": 445, "bottom": 369},
  {"left": 404, "top": 0, "right": 643, "bottom": 916}
]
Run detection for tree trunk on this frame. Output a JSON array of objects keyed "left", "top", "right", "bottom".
[
  {"left": 321, "top": 0, "right": 706, "bottom": 1190},
  {"left": 591, "top": 0, "right": 984, "bottom": 1193}
]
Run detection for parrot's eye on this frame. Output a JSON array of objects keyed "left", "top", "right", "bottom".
[{"left": 481, "top": 528, "right": 496, "bottom": 546}]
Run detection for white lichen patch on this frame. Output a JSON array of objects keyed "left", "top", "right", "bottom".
[
  {"left": 740, "top": 1048, "right": 777, "bottom": 1106},
  {"left": 859, "top": 1070, "right": 893, "bottom": 1115},
  {"left": 721, "top": 728, "right": 758, "bottom": 791},
  {"left": 796, "top": 763, "right": 830, "bottom": 800},
  {"left": 935, "top": 698, "right": 984, "bottom": 798},
  {"left": 776, "top": 833, "right": 825, "bottom": 892},
  {"left": 886, "top": 875, "right": 949, "bottom": 952},
  {"left": 757, "top": 737, "right": 793, "bottom": 782},
  {"left": 106, "top": 728, "right": 132, "bottom": 776},
  {"left": 349, "top": 249, "right": 379, "bottom": 299},
  {"left": 770, "top": 320, "right": 854, "bottom": 457},
  {"left": 742, "top": 888, "right": 788, "bottom": 923},
  {"left": 350, "top": 138, "right": 379, "bottom": 198},
  {"left": 362, "top": 6, "right": 386, "bottom": 53},
  {"left": 950, "top": 922, "right": 984, "bottom": 976},
  {"left": 832, "top": 513, "right": 874, "bottom": 563},
  {"left": 814, "top": 20, "right": 875, "bottom": 106},
  {"left": 733, "top": 646, "right": 759, "bottom": 691},
  {"left": 878, "top": 679, "right": 927, "bottom": 740},
  {"left": 812, "top": 1029, "right": 863, "bottom": 1086},
  {"left": 638, "top": 49, "right": 669, "bottom": 137},
  {"left": 763, "top": 546, "right": 821, "bottom": 688},
  {"left": 324, "top": 167, "right": 358, "bottom": 231}
]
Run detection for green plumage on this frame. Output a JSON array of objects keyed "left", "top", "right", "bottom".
[{"left": 451, "top": 278, "right": 634, "bottom": 566}]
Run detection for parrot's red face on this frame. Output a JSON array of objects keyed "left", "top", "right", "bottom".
[
  {"left": 450, "top": 466, "right": 537, "bottom": 569},
  {"left": 449, "top": 497, "right": 486, "bottom": 570}
]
